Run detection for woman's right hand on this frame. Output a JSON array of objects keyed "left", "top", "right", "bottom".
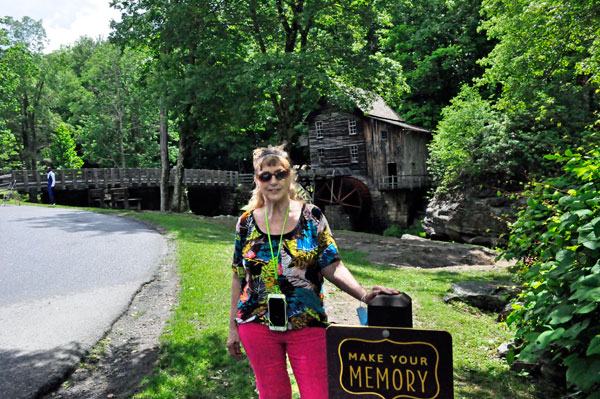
[{"left": 227, "top": 326, "right": 243, "bottom": 360}]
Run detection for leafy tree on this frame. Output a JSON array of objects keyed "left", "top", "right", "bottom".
[
  {"left": 503, "top": 149, "right": 600, "bottom": 398},
  {"left": 46, "top": 122, "right": 84, "bottom": 169},
  {"left": 0, "top": 16, "right": 48, "bottom": 170},
  {"left": 111, "top": 0, "right": 407, "bottom": 144},
  {"left": 382, "top": 0, "right": 494, "bottom": 129},
  {"left": 0, "top": 29, "right": 21, "bottom": 169},
  {"left": 427, "top": 85, "right": 518, "bottom": 190},
  {"left": 428, "top": 0, "right": 599, "bottom": 191},
  {"left": 0, "top": 128, "right": 21, "bottom": 169},
  {"left": 0, "top": 16, "right": 47, "bottom": 53},
  {"left": 76, "top": 42, "right": 159, "bottom": 167},
  {"left": 480, "top": 0, "right": 599, "bottom": 118},
  {"left": 43, "top": 37, "right": 102, "bottom": 130},
  {"left": 477, "top": 0, "right": 599, "bottom": 162}
]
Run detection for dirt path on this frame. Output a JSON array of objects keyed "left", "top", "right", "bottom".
[
  {"left": 43, "top": 226, "right": 509, "bottom": 398},
  {"left": 325, "top": 230, "right": 511, "bottom": 327}
]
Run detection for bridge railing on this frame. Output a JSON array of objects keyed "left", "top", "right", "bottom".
[
  {"left": 378, "top": 174, "right": 433, "bottom": 190},
  {"left": 183, "top": 169, "right": 240, "bottom": 187},
  {"left": 2, "top": 168, "right": 242, "bottom": 192}
]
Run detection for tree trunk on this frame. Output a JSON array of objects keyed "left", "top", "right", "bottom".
[
  {"left": 170, "top": 133, "right": 186, "bottom": 212},
  {"left": 20, "top": 95, "right": 36, "bottom": 170},
  {"left": 28, "top": 110, "right": 37, "bottom": 170},
  {"left": 277, "top": 119, "right": 296, "bottom": 144},
  {"left": 159, "top": 106, "right": 170, "bottom": 211},
  {"left": 275, "top": 102, "right": 297, "bottom": 144},
  {"left": 119, "top": 111, "right": 126, "bottom": 168}
]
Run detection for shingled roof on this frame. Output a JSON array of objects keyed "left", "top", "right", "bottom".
[
  {"left": 305, "top": 92, "right": 430, "bottom": 134},
  {"left": 357, "top": 94, "right": 405, "bottom": 122},
  {"left": 356, "top": 94, "right": 430, "bottom": 134}
]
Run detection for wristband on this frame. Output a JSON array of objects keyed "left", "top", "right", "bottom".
[{"left": 360, "top": 293, "right": 368, "bottom": 304}]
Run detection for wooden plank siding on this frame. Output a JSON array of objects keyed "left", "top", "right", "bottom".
[
  {"left": 306, "top": 105, "right": 431, "bottom": 191},
  {"left": 307, "top": 110, "right": 369, "bottom": 176},
  {"left": 363, "top": 119, "right": 431, "bottom": 190}
]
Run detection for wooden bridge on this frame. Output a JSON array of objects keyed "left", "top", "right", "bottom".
[{"left": 0, "top": 168, "right": 254, "bottom": 193}]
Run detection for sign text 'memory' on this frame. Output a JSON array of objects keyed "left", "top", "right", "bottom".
[
  {"left": 338, "top": 339, "right": 440, "bottom": 399},
  {"left": 347, "top": 352, "right": 431, "bottom": 393}
]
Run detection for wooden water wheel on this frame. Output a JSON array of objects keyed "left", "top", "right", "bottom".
[{"left": 314, "top": 177, "right": 371, "bottom": 220}]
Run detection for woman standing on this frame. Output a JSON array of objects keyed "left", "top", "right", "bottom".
[{"left": 227, "top": 145, "right": 398, "bottom": 399}]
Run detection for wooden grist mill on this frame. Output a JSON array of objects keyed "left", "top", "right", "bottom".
[{"left": 300, "top": 95, "right": 432, "bottom": 232}]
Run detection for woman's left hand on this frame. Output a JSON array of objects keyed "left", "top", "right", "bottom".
[{"left": 362, "top": 285, "right": 401, "bottom": 304}]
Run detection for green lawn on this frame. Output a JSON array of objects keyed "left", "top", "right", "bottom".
[{"left": 120, "top": 211, "right": 562, "bottom": 399}]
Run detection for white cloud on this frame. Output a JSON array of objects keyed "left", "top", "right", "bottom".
[{"left": 1, "top": 0, "right": 121, "bottom": 52}]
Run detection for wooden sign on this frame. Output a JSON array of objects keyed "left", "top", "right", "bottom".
[{"left": 327, "top": 325, "right": 453, "bottom": 399}]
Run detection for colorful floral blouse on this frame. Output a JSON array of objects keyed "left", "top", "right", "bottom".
[{"left": 232, "top": 203, "right": 341, "bottom": 330}]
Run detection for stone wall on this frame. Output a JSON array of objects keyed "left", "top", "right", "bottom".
[{"left": 323, "top": 205, "right": 353, "bottom": 230}]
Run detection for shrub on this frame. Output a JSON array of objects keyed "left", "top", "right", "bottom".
[
  {"left": 48, "top": 122, "right": 84, "bottom": 169},
  {"left": 383, "top": 222, "right": 426, "bottom": 238},
  {"left": 502, "top": 148, "right": 600, "bottom": 398},
  {"left": 427, "top": 85, "right": 519, "bottom": 191}
]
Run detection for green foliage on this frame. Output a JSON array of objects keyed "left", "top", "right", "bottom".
[
  {"left": 502, "top": 148, "right": 600, "bottom": 396},
  {"left": 75, "top": 42, "right": 160, "bottom": 167},
  {"left": 111, "top": 0, "right": 407, "bottom": 150},
  {"left": 429, "top": 0, "right": 599, "bottom": 191},
  {"left": 0, "top": 128, "right": 22, "bottom": 169},
  {"left": 0, "top": 16, "right": 47, "bottom": 53},
  {"left": 47, "top": 122, "right": 83, "bottom": 169},
  {"left": 382, "top": 0, "right": 494, "bottom": 129},
  {"left": 480, "top": 0, "right": 600, "bottom": 117},
  {"left": 0, "top": 18, "right": 47, "bottom": 169},
  {"left": 0, "top": 31, "right": 22, "bottom": 169},
  {"left": 427, "top": 85, "right": 518, "bottom": 190},
  {"left": 383, "top": 222, "right": 426, "bottom": 238}
]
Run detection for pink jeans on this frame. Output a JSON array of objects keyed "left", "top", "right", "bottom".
[{"left": 238, "top": 322, "right": 328, "bottom": 399}]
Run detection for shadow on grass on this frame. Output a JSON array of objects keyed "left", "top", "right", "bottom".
[
  {"left": 137, "top": 212, "right": 235, "bottom": 245},
  {"left": 428, "top": 270, "right": 518, "bottom": 285},
  {"left": 138, "top": 331, "right": 257, "bottom": 399},
  {"left": 454, "top": 367, "right": 564, "bottom": 399}
]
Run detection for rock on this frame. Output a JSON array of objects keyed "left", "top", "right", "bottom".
[
  {"left": 443, "top": 281, "right": 520, "bottom": 312},
  {"left": 497, "top": 342, "right": 511, "bottom": 358},
  {"left": 423, "top": 190, "right": 524, "bottom": 247}
]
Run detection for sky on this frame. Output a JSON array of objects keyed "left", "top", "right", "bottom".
[{"left": 1, "top": 0, "right": 121, "bottom": 53}]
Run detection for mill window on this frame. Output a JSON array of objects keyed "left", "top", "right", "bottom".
[
  {"left": 381, "top": 130, "right": 388, "bottom": 140},
  {"left": 350, "top": 145, "right": 359, "bottom": 163},
  {"left": 348, "top": 119, "right": 357, "bottom": 135},
  {"left": 316, "top": 121, "right": 323, "bottom": 139}
]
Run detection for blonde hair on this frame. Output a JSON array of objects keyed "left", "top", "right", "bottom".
[{"left": 243, "top": 144, "right": 298, "bottom": 211}]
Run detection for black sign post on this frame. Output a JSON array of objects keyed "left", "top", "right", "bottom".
[{"left": 327, "top": 325, "right": 453, "bottom": 399}]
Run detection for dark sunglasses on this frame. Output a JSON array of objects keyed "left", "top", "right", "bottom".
[{"left": 257, "top": 169, "right": 290, "bottom": 182}]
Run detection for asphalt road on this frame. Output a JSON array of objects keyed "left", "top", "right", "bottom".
[{"left": 0, "top": 205, "right": 167, "bottom": 399}]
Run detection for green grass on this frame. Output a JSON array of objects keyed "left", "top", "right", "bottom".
[
  {"left": 121, "top": 211, "right": 561, "bottom": 399},
  {"left": 15, "top": 204, "right": 559, "bottom": 398},
  {"left": 129, "top": 212, "right": 257, "bottom": 399},
  {"left": 340, "top": 250, "right": 561, "bottom": 398}
]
